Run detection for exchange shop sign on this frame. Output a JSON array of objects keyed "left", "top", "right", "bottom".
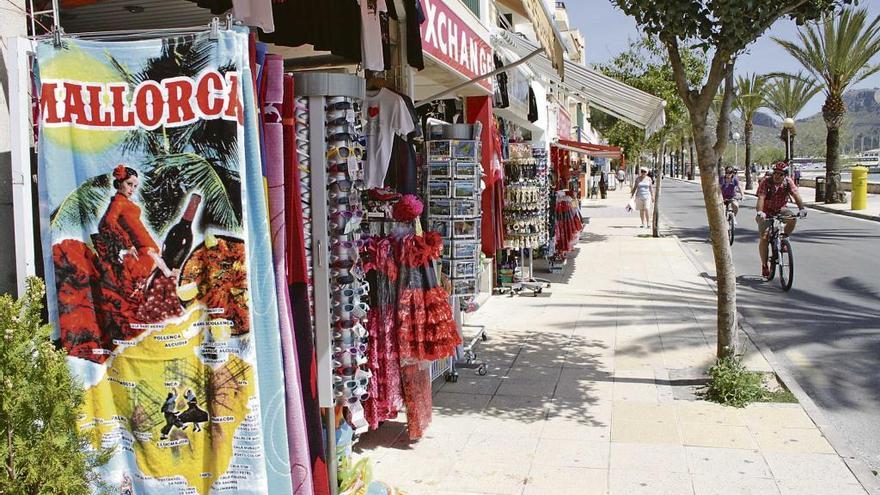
[{"left": 421, "top": 0, "right": 494, "bottom": 92}]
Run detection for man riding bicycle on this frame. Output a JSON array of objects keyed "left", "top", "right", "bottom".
[
  {"left": 720, "top": 166, "right": 744, "bottom": 224},
  {"left": 755, "top": 161, "right": 807, "bottom": 278}
]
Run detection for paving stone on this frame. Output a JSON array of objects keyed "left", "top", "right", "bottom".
[
  {"left": 685, "top": 446, "right": 772, "bottom": 478},
  {"left": 675, "top": 401, "right": 745, "bottom": 426},
  {"left": 437, "top": 460, "right": 530, "bottom": 495},
  {"left": 611, "top": 419, "right": 681, "bottom": 444},
  {"left": 680, "top": 422, "right": 759, "bottom": 450},
  {"left": 532, "top": 436, "right": 611, "bottom": 469},
  {"left": 739, "top": 404, "right": 816, "bottom": 430},
  {"left": 764, "top": 452, "right": 860, "bottom": 485},
  {"left": 750, "top": 427, "right": 835, "bottom": 454},
  {"left": 610, "top": 442, "right": 689, "bottom": 473},
  {"left": 609, "top": 469, "right": 694, "bottom": 495},
  {"left": 612, "top": 401, "right": 678, "bottom": 423},
  {"left": 523, "top": 465, "right": 608, "bottom": 495},
  {"left": 690, "top": 474, "right": 780, "bottom": 495}
]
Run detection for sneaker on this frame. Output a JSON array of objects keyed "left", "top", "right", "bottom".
[{"left": 762, "top": 264, "right": 771, "bottom": 278}]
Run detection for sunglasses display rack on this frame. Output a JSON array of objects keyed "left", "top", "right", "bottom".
[{"left": 293, "top": 72, "right": 368, "bottom": 492}]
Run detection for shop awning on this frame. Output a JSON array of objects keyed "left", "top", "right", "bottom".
[
  {"left": 554, "top": 139, "right": 623, "bottom": 159},
  {"left": 495, "top": 0, "right": 566, "bottom": 79},
  {"left": 496, "top": 31, "right": 666, "bottom": 138}
]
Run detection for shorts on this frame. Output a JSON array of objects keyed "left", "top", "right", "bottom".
[
  {"left": 634, "top": 196, "right": 652, "bottom": 211},
  {"left": 758, "top": 208, "right": 794, "bottom": 237}
]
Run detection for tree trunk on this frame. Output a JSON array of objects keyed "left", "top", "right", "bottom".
[
  {"left": 744, "top": 121, "right": 753, "bottom": 190},
  {"left": 654, "top": 143, "right": 665, "bottom": 237},
  {"left": 823, "top": 93, "right": 847, "bottom": 204},
  {"left": 688, "top": 138, "right": 695, "bottom": 180},
  {"left": 692, "top": 120, "right": 738, "bottom": 357},
  {"left": 679, "top": 140, "right": 685, "bottom": 179}
]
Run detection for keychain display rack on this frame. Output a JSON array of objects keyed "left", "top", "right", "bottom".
[{"left": 499, "top": 144, "right": 551, "bottom": 296}]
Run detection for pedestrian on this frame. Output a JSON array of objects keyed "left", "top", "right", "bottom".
[
  {"left": 793, "top": 164, "right": 802, "bottom": 186},
  {"left": 631, "top": 167, "right": 655, "bottom": 229},
  {"left": 599, "top": 171, "right": 608, "bottom": 199},
  {"left": 616, "top": 167, "right": 626, "bottom": 187}
]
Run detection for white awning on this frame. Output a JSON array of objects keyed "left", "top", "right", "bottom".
[{"left": 495, "top": 31, "right": 666, "bottom": 138}]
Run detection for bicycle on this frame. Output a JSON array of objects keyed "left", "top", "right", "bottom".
[
  {"left": 724, "top": 198, "right": 740, "bottom": 246},
  {"left": 764, "top": 213, "right": 799, "bottom": 291}
]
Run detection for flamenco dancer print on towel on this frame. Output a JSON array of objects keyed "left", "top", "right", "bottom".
[{"left": 37, "top": 33, "right": 272, "bottom": 494}]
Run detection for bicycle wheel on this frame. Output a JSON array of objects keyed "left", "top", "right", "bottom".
[
  {"left": 727, "top": 213, "right": 735, "bottom": 246},
  {"left": 766, "top": 240, "right": 778, "bottom": 281},
  {"left": 779, "top": 238, "right": 794, "bottom": 291}
]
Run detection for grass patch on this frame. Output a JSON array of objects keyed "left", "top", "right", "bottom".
[
  {"left": 762, "top": 387, "right": 798, "bottom": 404},
  {"left": 705, "top": 357, "right": 799, "bottom": 407}
]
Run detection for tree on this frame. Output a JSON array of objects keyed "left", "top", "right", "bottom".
[
  {"left": 0, "top": 278, "right": 111, "bottom": 494},
  {"left": 764, "top": 73, "right": 821, "bottom": 171},
  {"left": 775, "top": 7, "right": 880, "bottom": 203},
  {"left": 612, "top": 0, "right": 855, "bottom": 358},
  {"left": 734, "top": 74, "right": 769, "bottom": 189},
  {"left": 592, "top": 37, "right": 706, "bottom": 238}
]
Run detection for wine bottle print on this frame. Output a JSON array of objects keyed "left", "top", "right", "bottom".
[{"left": 162, "top": 194, "right": 202, "bottom": 270}]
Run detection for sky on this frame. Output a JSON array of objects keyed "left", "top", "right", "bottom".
[{"left": 566, "top": 0, "right": 880, "bottom": 119}]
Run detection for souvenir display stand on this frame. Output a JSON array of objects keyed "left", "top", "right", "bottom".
[
  {"left": 498, "top": 144, "right": 551, "bottom": 295},
  {"left": 425, "top": 126, "right": 488, "bottom": 378},
  {"left": 293, "top": 71, "right": 368, "bottom": 493}
]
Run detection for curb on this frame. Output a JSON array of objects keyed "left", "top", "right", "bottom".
[
  {"left": 670, "top": 177, "right": 880, "bottom": 223},
  {"left": 667, "top": 230, "right": 880, "bottom": 494}
]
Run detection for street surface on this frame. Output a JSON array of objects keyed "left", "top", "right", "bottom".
[{"left": 659, "top": 179, "right": 880, "bottom": 473}]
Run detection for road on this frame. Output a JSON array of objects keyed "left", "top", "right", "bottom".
[{"left": 659, "top": 179, "right": 880, "bottom": 473}]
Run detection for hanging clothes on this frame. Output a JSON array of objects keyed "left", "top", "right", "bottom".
[
  {"left": 360, "top": 0, "right": 388, "bottom": 72},
  {"left": 262, "top": 0, "right": 362, "bottom": 63},
  {"left": 283, "top": 75, "right": 331, "bottom": 495},
  {"left": 187, "top": 0, "right": 275, "bottom": 32},
  {"left": 364, "top": 87, "right": 416, "bottom": 189},
  {"left": 527, "top": 85, "right": 539, "bottom": 123},
  {"left": 262, "top": 54, "right": 314, "bottom": 495}
]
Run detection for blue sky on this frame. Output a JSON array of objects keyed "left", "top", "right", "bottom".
[{"left": 568, "top": 0, "right": 880, "bottom": 118}]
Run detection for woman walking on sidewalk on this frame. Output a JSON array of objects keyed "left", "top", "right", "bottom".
[{"left": 631, "top": 167, "right": 655, "bottom": 228}]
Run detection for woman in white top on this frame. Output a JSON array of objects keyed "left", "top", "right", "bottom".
[{"left": 631, "top": 167, "right": 655, "bottom": 229}]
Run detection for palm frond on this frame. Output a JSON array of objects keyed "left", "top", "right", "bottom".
[
  {"left": 734, "top": 73, "right": 768, "bottom": 120},
  {"left": 764, "top": 72, "right": 821, "bottom": 120},
  {"left": 774, "top": 7, "right": 880, "bottom": 96},
  {"left": 49, "top": 173, "right": 113, "bottom": 232},
  {"left": 141, "top": 153, "right": 242, "bottom": 233}
]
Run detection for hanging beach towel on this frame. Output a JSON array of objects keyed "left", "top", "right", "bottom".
[{"left": 35, "top": 31, "right": 293, "bottom": 494}]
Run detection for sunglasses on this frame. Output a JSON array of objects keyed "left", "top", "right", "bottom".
[{"left": 327, "top": 146, "right": 364, "bottom": 160}]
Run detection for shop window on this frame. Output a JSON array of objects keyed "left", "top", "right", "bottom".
[{"left": 461, "top": 0, "right": 480, "bottom": 17}]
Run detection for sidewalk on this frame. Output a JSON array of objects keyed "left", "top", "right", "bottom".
[{"left": 354, "top": 187, "right": 867, "bottom": 495}]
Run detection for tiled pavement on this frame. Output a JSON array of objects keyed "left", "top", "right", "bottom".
[{"left": 354, "top": 188, "right": 866, "bottom": 495}]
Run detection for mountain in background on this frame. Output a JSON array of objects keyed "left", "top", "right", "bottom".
[{"left": 729, "top": 88, "right": 880, "bottom": 165}]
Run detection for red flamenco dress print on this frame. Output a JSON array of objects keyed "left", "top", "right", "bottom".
[{"left": 53, "top": 167, "right": 182, "bottom": 363}]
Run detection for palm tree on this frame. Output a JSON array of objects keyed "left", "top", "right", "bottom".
[
  {"left": 734, "top": 74, "right": 768, "bottom": 190},
  {"left": 763, "top": 73, "right": 821, "bottom": 177},
  {"left": 775, "top": 7, "right": 880, "bottom": 203}
]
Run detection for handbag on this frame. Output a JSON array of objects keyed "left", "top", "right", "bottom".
[{"left": 625, "top": 197, "right": 635, "bottom": 213}]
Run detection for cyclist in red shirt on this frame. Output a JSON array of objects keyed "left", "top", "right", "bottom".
[{"left": 755, "top": 162, "right": 807, "bottom": 278}]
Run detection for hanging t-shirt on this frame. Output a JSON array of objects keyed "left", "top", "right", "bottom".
[
  {"left": 361, "top": 0, "right": 387, "bottom": 72},
  {"left": 365, "top": 87, "right": 416, "bottom": 188}
]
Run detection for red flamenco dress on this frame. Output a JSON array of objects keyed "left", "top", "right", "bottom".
[
  {"left": 395, "top": 231, "right": 461, "bottom": 440},
  {"left": 54, "top": 193, "right": 176, "bottom": 362}
]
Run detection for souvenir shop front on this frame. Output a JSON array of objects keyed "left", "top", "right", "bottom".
[{"left": 5, "top": 2, "right": 658, "bottom": 494}]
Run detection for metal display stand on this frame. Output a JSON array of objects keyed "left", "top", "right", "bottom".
[{"left": 292, "top": 72, "right": 365, "bottom": 495}]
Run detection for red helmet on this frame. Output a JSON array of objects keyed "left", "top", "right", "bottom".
[{"left": 773, "top": 161, "right": 789, "bottom": 174}]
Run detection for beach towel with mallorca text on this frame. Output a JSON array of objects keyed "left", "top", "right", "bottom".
[{"left": 35, "top": 31, "right": 293, "bottom": 495}]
